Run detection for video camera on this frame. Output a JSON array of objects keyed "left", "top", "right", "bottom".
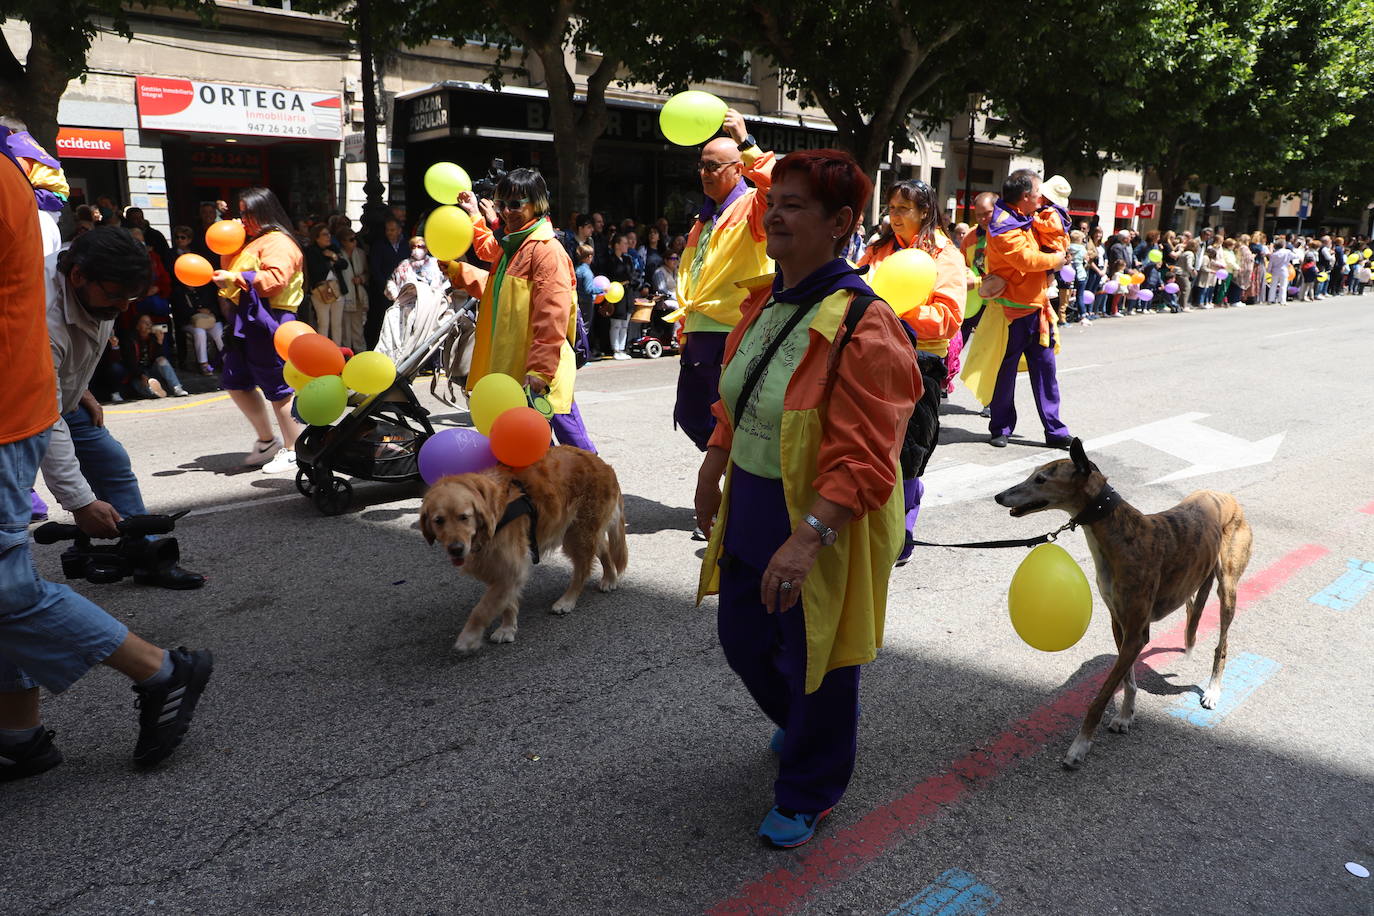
[
  {"left": 472, "top": 158, "right": 507, "bottom": 200},
  {"left": 34, "top": 511, "right": 188, "bottom": 585}
]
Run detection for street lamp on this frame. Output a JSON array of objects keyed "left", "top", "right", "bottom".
[
  {"left": 356, "top": 0, "right": 390, "bottom": 345},
  {"left": 962, "top": 93, "right": 981, "bottom": 224}
]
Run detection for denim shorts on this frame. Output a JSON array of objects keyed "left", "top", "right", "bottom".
[{"left": 0, "top": 431, "right": 127, "bottom": 693}]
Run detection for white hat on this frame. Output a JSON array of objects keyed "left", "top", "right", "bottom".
[{"left": 1042, "top": 175, "right": 1072, "bottom": 208}]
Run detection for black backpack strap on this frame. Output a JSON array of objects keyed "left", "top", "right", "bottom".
[{"left": 838, "top": 293, "right": 878, "bottom": 351}]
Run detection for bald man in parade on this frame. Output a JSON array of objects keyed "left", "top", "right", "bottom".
[{"left": 674, "top": 110, "right": 776, "bottom": 515}]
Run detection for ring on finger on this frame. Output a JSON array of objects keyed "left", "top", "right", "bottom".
[{"left": 780, "top": 580, "right": 795, "bottom": 591}]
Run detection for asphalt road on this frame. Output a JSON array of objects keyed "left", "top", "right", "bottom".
[{"left": 4, "top": 296, "right": 1372, "bottom": 916}]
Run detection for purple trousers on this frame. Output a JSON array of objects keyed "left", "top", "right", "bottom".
[
  {"left": 551, "top": 400, "right": 597, "bottom": 454},
  {"left": 29, "top": 489, "right": 47, "bottom": 519},
  {"left": 988, "top": 310, "right": 1069, "bottom": 440},
  {"left": 674, "top": 331, "right": 728, "bottom": 452},
  {"left": 903, "top": 477, "right": 923, "bottom": 533},
  {"left": 718, "top": 466, "right": 860, "bottom": 812}
]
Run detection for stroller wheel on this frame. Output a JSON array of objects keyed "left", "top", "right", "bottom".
[
  {"left": 643, "top": 339, "right": 664, "bottom": 359},
  {"left": 313, "top": 476, "right": 353, "bottom": 516},
  {"left": 295, "top": 468, "right": 316, "bottom": 498}
]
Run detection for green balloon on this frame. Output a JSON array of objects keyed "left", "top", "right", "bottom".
[
  {"left": 296, "top": 375, "right": 348, "bottom": 426},
  {"left": 659, "top": 91, "right": 728, "bottom": 146},
  {"left": 1148, "top": 249, "right": 1163, "bottom": 263}
]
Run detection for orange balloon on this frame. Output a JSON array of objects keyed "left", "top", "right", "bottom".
[
  {"left": 273, "top": 320, "right": 316, "bottom": 360},
  {"left": 287, "top": 332, "right": 345, "bottom": 378},
  {"left": 206, "top": 219, "right": 246, "bottom": 255},
  {"left": 489, "top": 406, "right": 552, "bottom": 468},
  {"left": 174, "top": 253, "right": 214, "bottom": 287}
]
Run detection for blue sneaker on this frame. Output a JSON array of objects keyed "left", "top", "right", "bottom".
[
  {"left": 769, "top": 727, "right": 785, "bottom": 754},
  {"left": 758, "top": 806, "right": 833, "bottom": 848}
]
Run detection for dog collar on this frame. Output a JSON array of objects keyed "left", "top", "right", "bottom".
[
  {"left": 1071, "top": 485, "right": 1123, "bottom": 528},
  {"left": 495, "top": 480, "right": 541, "bottom": 564}
]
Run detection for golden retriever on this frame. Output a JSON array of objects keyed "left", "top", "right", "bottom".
[{"left": 419, "top": 445, "right": 628, "bottom": 653}]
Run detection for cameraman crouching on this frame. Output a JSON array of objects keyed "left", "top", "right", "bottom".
[{"left": 40, "top": 227, "right": 205, "bottom": 589}]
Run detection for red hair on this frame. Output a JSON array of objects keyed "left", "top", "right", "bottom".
[{"left": 771, "top": 149, "right": 873, "bottom": 244}]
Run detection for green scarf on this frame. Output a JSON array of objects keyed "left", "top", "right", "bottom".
[{"left": 488, "top": 217, "right": 547, "bottom": 328}]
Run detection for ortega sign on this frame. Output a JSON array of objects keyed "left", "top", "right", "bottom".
[{"left": 136, "top": 76, "right": 343, "bottom": 141}]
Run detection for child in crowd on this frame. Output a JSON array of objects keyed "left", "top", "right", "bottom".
[
  {"left": 1106, "top": 257, "right": 1126, "bottom": 316},
  {"left": 1197, "top": 247, "right": 1218, "bottom": 308},
  {"left": 1067, "top": 229, "right": 1087, "bottom": 323},
  {"left": 1355, "top": 261, "right": 1371, "bottom": 295},
  {"left": 1299, "top": 254, "right": 1319, "bottom": 301}
]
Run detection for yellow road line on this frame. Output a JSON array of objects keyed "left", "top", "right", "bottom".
[{"left": 105, "top": 393, "right": 231, "bottom": 414}]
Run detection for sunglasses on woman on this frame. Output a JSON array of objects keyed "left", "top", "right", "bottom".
[{"left": 495, "top": 198, "right": 530, "bottom": 212}]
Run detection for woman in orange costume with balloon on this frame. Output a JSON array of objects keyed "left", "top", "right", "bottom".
[
  {"left": 456, "top": 169, "right": 596, "bottom": 453},
  {"left": 208, "top": 187, "right": 306, "bottom": 473},
  {"left": 857, "top": 178, "right": 965, "bottom": 564}
]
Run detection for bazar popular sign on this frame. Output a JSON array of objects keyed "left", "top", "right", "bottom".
[
  {"left": 136, "top": 76, "right": 343, "bottom": 141},
  {"left": 55, "top": 128, "right": 126, "bottom": 160}
]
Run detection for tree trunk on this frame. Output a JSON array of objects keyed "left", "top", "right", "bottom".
[
  {"left": 0, "top": 26, "right": 74, "bottom": 152},
  {"left": 555, "top": 144, "right": 593, "bottom": 226},
  {"left": 1155, "top": 168, "right": 1187, "bottom": 233}
]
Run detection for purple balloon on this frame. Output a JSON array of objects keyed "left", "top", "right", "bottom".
[
  {"left": 1059, "top": 265, "right": 1075, "bottom": 283},
  {"left": 1215, "top": 269, "right": 1229, "bottom": 280},
  {"left": 1081, "top": 291, "right": 1095, "bottom": 305},
  {"left": 419, "top": 428, "right": 496, "bottom": 485},
  {"left": 1103, "top": 280, "right": 1120, "bottom": 294},
  {"left": 1136, "top": 288, "right": 1154, "bottom": 301},
  {"left": 1163, "top": 282, "right": 1180, "bottom": 294},
  {"left": 592, "top": 275, "right": 610, "bottom": 293},
  {"left": 1287, "top": 285, "right": 1300, "bottom": 296}
]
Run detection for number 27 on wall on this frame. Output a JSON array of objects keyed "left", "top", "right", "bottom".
[{"left": 136, "top": 165, "right": 157, "bottom": 179}]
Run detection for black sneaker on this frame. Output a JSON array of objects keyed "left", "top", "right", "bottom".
[
  {"left": 0, "top": 729, "right": 63, "bottom": 782},
  {"left": 990, "top": 435, "right": 1009, "bottom": 448},
  {"left": 133, "top": 647, "right": 213, "bottom": 769},
  {"left": 1045, "top": 434, "right": 1073, "bottom": 450}
]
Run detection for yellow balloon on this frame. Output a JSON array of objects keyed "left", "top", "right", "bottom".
[
  {"left": 869, "top": 248, "right": 937, "bottom": 311},
  {"left": 469, "top": 373, "right": 527, "bottom": 435},
  {"left": 424, "top": 162, "right": 472, "bottom": 204},
  {"left": 341, "top": 350, "right": 397, "bottom": 395},
  {"left": 659, "top": 90, "right": 728, "bottom": 146},
  {"left": 1364, "top": 248, "right": 1372, "bottom": 258},
  {"left": 1008, "top": 543, "right": 1092, "bottom": 652},
  {"left": 282, "top": 361, "right": 316, "bottom": 391},
  {"left": 424, "top": 205, "right": 474, "bottom": 261},
  {"left": 605, "top": 281, "right": 625, "bottom": 304}
]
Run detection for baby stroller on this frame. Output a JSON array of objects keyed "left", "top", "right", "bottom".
[
  {"left": 293, "top": 281, "right": 465, "bottom": 515},
  {"left": 626, "top": 295, "right": 681, "bottom": 359}
]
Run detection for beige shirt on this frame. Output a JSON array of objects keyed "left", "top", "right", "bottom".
[{"left": 40, "top": 271, "right": 114, "bottom": 511}]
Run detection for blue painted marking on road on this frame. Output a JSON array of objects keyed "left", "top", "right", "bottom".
[
  {"left": 1308, "top": 558, "right": 1374, "bottom": 611},
  {"left": 885, "top": 868, "right": 1002, "bottom": 916},
  {"left": 1168, "top": 652, "right": 1280, "bottom": 728}
]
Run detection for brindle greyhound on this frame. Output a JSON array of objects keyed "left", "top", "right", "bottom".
[{"left": 995, "top": 438, "right": 1253, "bottom": 769}]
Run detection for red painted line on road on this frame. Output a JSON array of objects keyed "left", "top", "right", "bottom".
[
  {"left": 1359, "top": 500, "right": 1374, "bottom": 515},
  {"left": 706, "top": 542, "right": 1330, "bottom": 916}
]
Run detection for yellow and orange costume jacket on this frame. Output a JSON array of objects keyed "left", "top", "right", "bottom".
[
  {"left": 676, "top": 146, "right": 776, "bottom": 333},
  {"left": 697, "top": 276, "right": 920, "bottom": 694},
  {"left": 460, "top": 217, "right": 579, "bottom": 415},
  {"left": 219, "top": 231, "right": 305, "bottom": 311},
  {"left": 857, "top": 229, "right": 965, "bottom": 357}
]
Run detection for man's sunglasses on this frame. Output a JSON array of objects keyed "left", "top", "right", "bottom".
[{"left": 697, "top": 160, "right": 740, "bottom": 174}]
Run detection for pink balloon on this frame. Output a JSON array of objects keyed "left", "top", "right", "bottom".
[
  {"left": 1215, "top": 269, "right": 1229, "bottom": 280},
  {"left": 592, "top": 275, "right": 610, "bottom": 293},
  {"left": 1163, "top": 282, "right": 1180, "bottom": 294},
  {"left": 1103, "top": 281, "right": 1120, "bottom": 294},
  {"left": 419, "top": 428, "right": 496, "bottom": 485},
  {"left": 1137, "top": 288, "right": 1154, "bottom": 301},
  {"left": 1059, "top": 266, "right": 1075, "bottom": 283},
  {"left": 1081, "top": 291, "right": 1095, "bottom": 305}
]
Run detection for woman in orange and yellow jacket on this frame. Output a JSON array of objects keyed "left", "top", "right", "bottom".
[
  {"left": 694, "top": 150, "right": 918, "bottom": 850},
  {"left": 857, "top": 179, "right": 965, "bottom": 564}
]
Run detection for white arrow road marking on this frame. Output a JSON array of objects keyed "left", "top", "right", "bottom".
[{"left": 924, "top": 413, "right": 1284, "bottom": 506}]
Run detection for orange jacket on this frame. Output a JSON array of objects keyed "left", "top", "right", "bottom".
[
  {"left": 857, "top": 231, "right": 964, "bottom": 354},
  {"left": 707, "top": 278, "right": 920, "bottom": 517},
  {"left": 985, "top": 211, "right": 1063, "bottom": 310}
]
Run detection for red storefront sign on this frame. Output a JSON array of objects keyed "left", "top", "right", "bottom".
[
  {"left": 1137, "top": 203, "right": 1156, "bottom": 219},
  {"left": 1115, "top": 202, "right": 1136, "bottom": 219},
  {"left": 55, "top": 128, "right": 126, "bottom": 160}
]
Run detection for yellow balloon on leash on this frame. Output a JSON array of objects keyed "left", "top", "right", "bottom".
[{"left": 1008, "top": 543, "right": 1092, "bottom": 651}]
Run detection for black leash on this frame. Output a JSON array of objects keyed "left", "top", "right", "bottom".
[
  {"left": 911, "top": 485, "right": 1123, "bottom": 550},
  {"left": 494, "top": 480, "right": 541, "bottom": 564}
]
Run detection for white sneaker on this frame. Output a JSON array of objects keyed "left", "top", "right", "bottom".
[
  {"left": 262, "top": 448, "right": 297, "bottom": 474},
  {"left": 613, "top": 351, "right": 631, "bottom": 360},
  {"left": 244, "top": 436, "right": 283, "bottom": 467}
]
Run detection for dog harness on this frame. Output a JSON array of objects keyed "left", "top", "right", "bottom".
[{"left": 494, "top": 480, "right": 541, "bottom": 564}]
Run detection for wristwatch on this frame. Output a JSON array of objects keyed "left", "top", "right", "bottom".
[
  {"left": 804, "top": 514, "right": 838, "bottom": 547},
  {"left": 737, "top": 134, "right": 757, "bottom": 152}
]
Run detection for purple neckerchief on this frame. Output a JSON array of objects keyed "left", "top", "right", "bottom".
[
  {"left": 1041, "top": 202, "right": 1070, "bottom": 233},
  {"left": 0, "top": 127, "right": 25, "bottom": 178},
  {"left": 988, "top": 200, "right": 1034, "bottom": 237},
  {"left": 0, "top": 129, "right": 66, "bottom": 211},
  {"left": 228, "top": 270, "right": 293, "bottom": 341},
  {"left": 772, "top": 258, "right": 873, "bottom": 305},
  {"left": 697, "top": 179, "right": 747, "bottom": 223},
  {"left": 4, "top": 130, "right": 60, "bottom": 171}
]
